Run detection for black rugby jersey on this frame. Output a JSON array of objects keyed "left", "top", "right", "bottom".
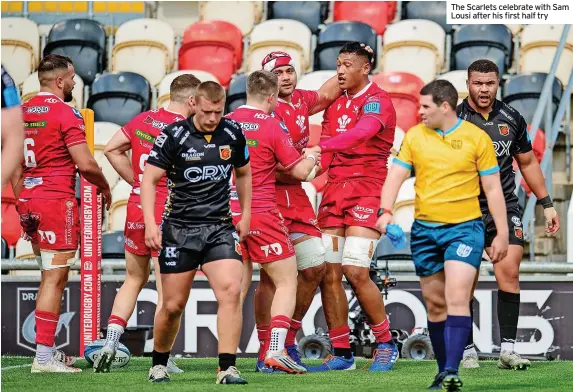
[
  {"left": 1, "top": 65, "right": 20, "bottom": 109},
  {"left": 457, "top": 98, "right": 532, "bottom": 209},
  {"left": 147, "top": 116, "right": 249, "bottom": 226}
]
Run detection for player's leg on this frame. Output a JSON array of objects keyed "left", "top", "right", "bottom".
[
  {"left": 341, "top": 226, "right": 398, "bottom": 372},
  {"left": 253, "top": 267, "right": 275, "bottom": 371},
  {"left": 95, "top": 250, "right": 150, "bottom": 372}
]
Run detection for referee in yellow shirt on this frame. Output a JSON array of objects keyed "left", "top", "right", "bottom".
[{"left": 376, "top": 80, "right": 509, "bottom": 391}]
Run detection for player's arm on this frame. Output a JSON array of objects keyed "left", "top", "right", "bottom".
[
  {"left": 1, "top": 106, "right": 25, "bottom": 189},
  {"left": 309, "top": 76, "right": 342, "bottom": 116},
  {"left": 275, "top": 163, "right": 300, "bottom": 184},
  {"left": 103, "top": 128, "right": 134, "bottom": 185},
  {"left": 477, "top": 133, "right": 508, "bottom": 262},
  {"left": 316, "top": 107, "right": 333, "bottom": 174},
  {"left": 69, "top": 144, "right": 112, "bottom": 209},
  {"left": 316, "top": 116, "right": 382, "bottom": 153},
  {"left": 10, "top": 162, "right": 24, "bottom": 198},
  {"left": 233, "top": 131, "right": 252, "bottom": 240}
]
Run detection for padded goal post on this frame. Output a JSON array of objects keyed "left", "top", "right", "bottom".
[{"left": 79, "top": 109, "right": 102, "bottom": 355}]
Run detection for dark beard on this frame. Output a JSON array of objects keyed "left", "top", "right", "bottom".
[{"left": 64, "top": 91, "right": 74, "bottom": 103}]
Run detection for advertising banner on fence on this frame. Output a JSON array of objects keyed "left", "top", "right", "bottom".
[{"left": 2, "top": 280, "right": 571, "bottom": 359}]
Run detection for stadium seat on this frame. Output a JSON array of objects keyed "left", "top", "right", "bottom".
[
  {"left": 452, "top": 25, "right": 513, "bottom": 75},
  {"left": 15, "top": 238, "right": 35, "bottom": 260},
  {"left": 21, "top": 71, "right": 85, "bottom": 109},
  {"left": 200, "top": 1, "right": 263, "bottom": 35},
  {"left": 179, "top": 20, "right": 243, "bottom": 88},
  {"left": 156, "top": 1, "right": 200, "bottom": 36},
  {"left": 393, "top": 176, "right": 416, "bottom": 232},
  {"left": 95, "top": 122, "right": 121, "bottom": 147},
  {"left": 108, "top": 180, "right": 131, "bottom": 232},
  {"left": 112, "top": 18, "right": 174, "bottom": 86},
  {"left": 297, "top": 70, "right": 336, "bottom": 125},
  {"left": 503, "top": 73, "right": 563, "bottom": 126},
  {"left": 268, "top": 1, "right": 329, "bottom": 34},
  {"left": 226, "top": 73, "right": 247, "bottom": 113},
  {"left": 247, "top": 19, "right": 312, "bottom": 75},
  {"left": 1, "top": 201, "right": 20, "bottom": 247},
  {"left": 1, "top": 237, "right": 8, "bottom": 259},
  {"left": 301, "top": 182, "right": 318, "bottom": 213},
  {"left": 43, "top": 19, "right": 106, "bottom": 85},
  {"left": 102, "top": 231, "right": 126, "bottom": 258},
  {"left": 315, "top": 21, "right": 377, "bottom": 70},
  {"left": 438, "top": 70, "right": 468, "bottom": 104},
  {"left": 87, "top": 72, "right": 150, "bottom": 126},
  {"left": 371, "top": 72, "right": 424, "bottom": 132},
  {"left": 520, "top": 25, "right": 573, "bottom": 86},
  {"left": 402, "top": 1, "right": 452, "bottom": 34},
  {"left": 333, "top": 1, "right": 396, "bottom": 35},
  {"left": 1, "top": 17, "right": 40, "bottom": 86},
  {"left": 382, "top": 20, "right": 445, "bottom": 83},
  {"left": 505, "top": 24, "right": 522, "bottom": 36},
  {"left": 156, "top": 70, "right": 219, "bottom": 108}
]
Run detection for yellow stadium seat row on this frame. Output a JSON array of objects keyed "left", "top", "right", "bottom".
[{"left": 2, "top": 1, "right": 146, "bottom": 14}]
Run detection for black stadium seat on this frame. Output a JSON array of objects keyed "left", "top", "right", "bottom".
[
  {"left": 102, "top": 232, "right": 126, "bottom": 259},
  {"left": 226, "top": 73, "right": 247, "bottom": 114},
  {"left": 503, "top": 73, "right": 563, "bottom": 126},
  {"left": 87, "top": 72, "right": 150, "bottom": 126},
  {"left": 1, "top": 237, "right": 9, "bottom": 259},
  {"left": 452, "top": 24, "right": 513, "bottom": 74},
  {"left": 315, "top": 21, "right": 377, "bottom": 70},
  {"left": 403, "top": 1, "right": 452, "bottom": 34},
  {"left": 268, "top": 1, "right": 329, "bottom": 33},
  {"left": 43, "top": 19, "right": 106, "bottom": 85}
]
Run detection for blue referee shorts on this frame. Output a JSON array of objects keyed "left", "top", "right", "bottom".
[{"left": 410, "top": 218, "right": 485, "bottom": 277}]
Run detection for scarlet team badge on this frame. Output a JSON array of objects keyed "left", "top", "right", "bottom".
[{"left": 498, "top": 124, "right": 510, "bottom": 136}]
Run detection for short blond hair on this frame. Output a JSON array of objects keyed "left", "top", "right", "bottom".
[{"left": 195, "top": 81, "right": 226, "bottom": 104}]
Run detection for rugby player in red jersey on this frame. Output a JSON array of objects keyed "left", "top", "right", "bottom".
[
  {"left": 12, "top": 54, "right": 111, "bottom": 373},
  {"left": 227, "top": 70, "right": 319, "bottom": 374},
  {"left": 93, "top": 74, "right": 201, "bottom": 373},
  {"left": 304, "top": 42, "right": 399, "bottom": 372}
]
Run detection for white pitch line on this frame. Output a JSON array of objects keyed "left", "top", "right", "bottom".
[{"left": 1, "top": 364, "right": 32, "bottom": 370}]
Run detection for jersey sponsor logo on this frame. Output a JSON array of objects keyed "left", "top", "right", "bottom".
[
  {"left": 25, "top": 106, "right": 49, "bottom": 115},
  {"left": 337, "top": 115, "right": 351, "bottom": 132},
  {"left": 179, "top": 131, "right": 190, "bottom": 145},
  {"left": 451, "top": 140, "right": 463, "bottom": 150},
  {"left": 364, "top": 102, "right": 381, "bottom": 114},
  {"left": 204, "top": 134, "right": 213, "bottom": 143},
  {"left": 260, "top": 243, "right": 283, "bottom": 257},
  {"left": 493, "top": 140, "right": 512, "bottom": 156},
  {"left": 499, "top": 108, "right": 514, "bottom": 122},
  {"left": 183, "top": 164, "right": 232, "bottom": 182},
  {"left": 238, "top": 122, "right": 260, "bottom": 131},
  {"left": 514, "top": 227, "right": 523, "bottom": 239},
  {"left": 164, "top": 247, "right": 178, "bottom": 258},
  {"left": 44, "top": 98, "right": 58, "bottom": 104},
  {"left": 24, "top": 121, "right": 47, "bottom": 128},
  {"left": 279, "top": 122, "right": 289, "bottom": 133},
  {"left": 219, "top": 145, "right": 232, "bottom": 160},
  {"left": 135, "top": 129, "right": 155, "bottom": 143},
  {"left": 181, "top": 147, "right": 205, "bottom": 161},
  {"left": 352, "top": 205, "right": 374, "bottom": 221},
  {"left": 456, "top": 244, "right": 473, "bottom": 258},
  {"left": 155, "top": 133, "right": 168, "bottom": 148},
  {"left": 143, "top": 115, "right": 169, "bottom": 130},
  {"left": 224, "top": 127, "right": 237, "bottom": 140},
  {"left": 254, "top": 112, "right": 270, "bottom": 120},
  {"left": 511, "top": 216, "right": 522, "bottom": 227},
  {"left": 283, "top": 136, "right": 295, "bottom": 148},
  {"left": 71, "top": 108, "right": 83, "bottom": 119},
  {"left": 173, "top": 126, "right": 185, "bottom": 138},
  {"left": 246, "top": 139, "right": 258, "bottom": 147},
  {"left": 498, "top": 124, "right": 510, "bottom": 136},
  {"left": 127, "top": 222, "right": 145, "bottom": 230},
  {"left": 204, "top": 143, "right": 216, "bottom": 148}
]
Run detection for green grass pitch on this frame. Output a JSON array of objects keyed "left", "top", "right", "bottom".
[{"left": 2, "top": 357, "right": 573, "bottom": 391}]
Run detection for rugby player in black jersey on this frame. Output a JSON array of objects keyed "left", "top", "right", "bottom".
[
  {"left": 457, "top": 59, "right": 560, "bottom": 371},
  {"left": 141, "top": 81, "right": 252, "bottom": 385}
]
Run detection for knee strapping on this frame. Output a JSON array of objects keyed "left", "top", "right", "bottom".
[
  {"left": 39, "top": 250, "right": 77, "bottom": 271},
  {"left": 321, "top": 234, "right": 346, "bottom": 263},
  {"left": 342, "top": 236, "right": 378, "bottom": 268},
  {"left": 294, "top": 237, "right": 325, "bottom": 270}
]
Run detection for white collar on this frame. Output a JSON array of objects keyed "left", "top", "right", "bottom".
[{"left": 345, "top": 82, "right": 372, "bottom": 100}]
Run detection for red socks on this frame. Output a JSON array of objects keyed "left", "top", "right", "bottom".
[
  {"left": 108, "top": 315, "right": 127, "bottom": 329},
  {"left": 371, "top": 318, "right": 392, "bottom": 344},
  {"left": 256, "top": 324, "right": 270, "bottom": 361},
  {"left": 285, "top": 319, "right": 302, "bottom": 347},
  {"left": 329, "top": 325, "right": 351, "bottom": 349},
  {"left": 35, "top": 310, "right": 59, "bottom": 347}
]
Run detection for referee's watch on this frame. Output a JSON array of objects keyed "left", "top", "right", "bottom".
[{"left": 377, "top": 208, "right": 393, "bottom": 217}]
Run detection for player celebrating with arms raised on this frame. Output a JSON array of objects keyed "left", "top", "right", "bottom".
[
  {"left": 12, "top": 54, "right": 111, "bottom": 372},
  {"left": 304, "top": 42, "right": 398, "bottom": 372},
  {"left": 94, "top": 74, "right": 201, "bottom": 374},
  {"left": 228, "top": 70, "right": 318, "bottom": 374},
  {"left": 377, "top": 80, "right": 508, "bottom": 391},
  {"left": 457, "top": 60, "right": 560, "bottom": 370}
]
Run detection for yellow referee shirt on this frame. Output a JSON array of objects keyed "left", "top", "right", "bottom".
[{"left": 394, "top": 118, "right": 499, "bottom": 224}]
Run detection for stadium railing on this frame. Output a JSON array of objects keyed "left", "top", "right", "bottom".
[{"left": 515, "top": 24, "right": 572, "bottom": 260}]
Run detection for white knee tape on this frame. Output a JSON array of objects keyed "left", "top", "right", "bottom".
[
  {"left": 342, "top": 236, "right": 379, "bottom": 268},
  {"left": 294, "top": 237, "right": 325, "bottom": 270},
  {"left": 40, "top": 250, "right": 77, "bottom": 270},
  {"left": 322, "top": 234, "right": 346, "bottom": 263}
]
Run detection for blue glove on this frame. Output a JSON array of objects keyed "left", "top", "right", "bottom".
[{"left": 386, "top": 224, "right": 406, "bottom": 249}]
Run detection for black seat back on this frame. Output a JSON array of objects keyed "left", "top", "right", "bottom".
[
  {"left": 403, "top": 1, "right": 452, "bottom": 33},
  {"left": 226, "top": 73, "right": 247, "bottom": 113},
  {"left": 452, "top": 25, "right": 513, "bottom": 74},
  {"left": 102, "top": 232, "right": 126, "bottom": 259},
  {"left": 268, "top": 1, "right": 329, "bottom": 33}
]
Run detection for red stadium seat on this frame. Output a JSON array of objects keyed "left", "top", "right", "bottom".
[
  {"left": 371, "top": 72, "right": 424, "bottom": 131},
  {"left": 333, "top": 1, "right": 396, "bottom": 35},
  {"left": 1, "top": 202, "right": 20, "bottom": 247},
  {"left": 516, "top": 127, "right": 546, "bottom": 196},
  {"left": 179, "top": 20, "right": 243, "bottom": 88}
]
